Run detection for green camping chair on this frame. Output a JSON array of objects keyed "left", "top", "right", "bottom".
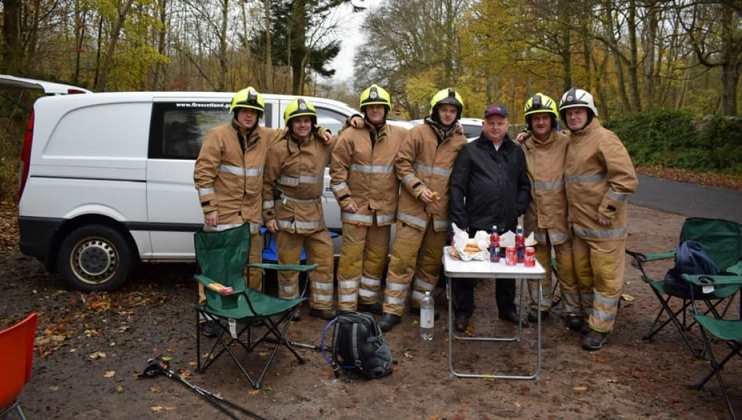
[
  {"left": 194, "top": 224, "right": 316, "bottom": 389},
  {"left": 626, "top": 217, "right": 742, "bottom": 357},
  {"left": 686, "top": 275, "right": 742, "bottom": 420}
]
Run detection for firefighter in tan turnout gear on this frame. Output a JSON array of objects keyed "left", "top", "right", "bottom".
[
  {"left": 378, "top": 88, "right": 468, "bottom": 332},
  {"left": 263, "top": 98, "right": 337, "bottom": 320},
  {"left": 331, "top": 85, "right": 408, "bottom": 313},
  {"left": 559, "top": 88, "right": 638, "bottom": 351},
  {"left": 193, "top": 87, "right": 273, "bottom": 336},
  {"left": 519, "top": 93, "right": 579, "bottom": 325}
]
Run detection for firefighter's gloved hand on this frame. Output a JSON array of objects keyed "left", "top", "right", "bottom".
[
  {"left": 205, "top": 211, "right": 218, "bottom": 226},
  {"left": 266, "top": 219, "right": 279, "bottom": 233}
]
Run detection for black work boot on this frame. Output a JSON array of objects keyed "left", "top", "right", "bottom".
[
  {"left": 378, "top": 313, "right": 401, "bottom": 332},
  {"left": 498, "top": 307, "right": 522, "bottom": 325},
  {"left": 358, "top": 302, "right": 383, "bottom": 315},
  {"left": 309, "top": 308, "right": 336, "bottom": 320},
  {"left": 527, "top": 309, "right": 549, "bottom": 323},
  {"left": 565, "top": 314, "right": 585, "bottom": 332},
  {"left": 200, "top": 320, "right": 222, "bottom": 338},
  {"left": 582, "top": 329, "right": 609, "bottom": 351}
]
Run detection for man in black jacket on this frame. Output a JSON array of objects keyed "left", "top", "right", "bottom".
[{"left": 449, "top": 104, "right": 531, "bottom": 332}]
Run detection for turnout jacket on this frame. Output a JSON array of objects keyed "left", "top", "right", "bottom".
[
  {"left": 522, "top": 130, "right": 570, "bottom": 245},
  {"left": 330, "top": 121, "right": 408, "bottom": 226},
  {"left": 194, "top": 121, "right": 277, "bottom": 232},
  {"left": 564, "top": 118, "right": 638, "bottom": 241},
  {"left": 396, "top": 121, "right": 467, "bottom": 232},
  {"left": 449, "top": 134, "right": 531, "bottom": 232},
  {"left": 262, "top": 130, "right": 335, "bottom": 234}
]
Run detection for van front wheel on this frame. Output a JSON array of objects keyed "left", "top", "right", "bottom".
[{"left": 58, "top": 225, "right": 133, "bottom": 291}]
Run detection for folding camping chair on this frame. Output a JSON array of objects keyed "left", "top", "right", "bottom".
[
  {"left": 686, "top": 275, "right": 742, "bottom": 420},
  {"left": 194, "top": 224, "right": 316, "bottom": 389},
  {"left": 626, "top": 217, "right": 742, "bottom": 357}
]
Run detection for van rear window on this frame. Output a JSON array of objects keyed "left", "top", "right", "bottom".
[{"left": 148, "top": 102, "right": 272, "bottom": 159}]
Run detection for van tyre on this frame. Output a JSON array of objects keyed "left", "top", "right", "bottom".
[{"left": 58, "top": 225, "right": 133, "bottom": 292}]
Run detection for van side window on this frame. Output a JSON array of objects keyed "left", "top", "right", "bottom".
[
  {"left": 148, "top": 102, "right": 273, "bottom": 159},
  {"left": 316, "top": 107, "right": 346, "bottom": 137}
]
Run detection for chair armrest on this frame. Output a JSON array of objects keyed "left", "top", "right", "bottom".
[
  {"left": 194, "top": 274, "right": 235, "bottom": 295},
  {"left": 626, "top": 249, "right": 675, "bottom": 263},
  {"left": 682, "top": 274, "right": 742, "bottom": 288},
  {"left": 248, "top": 263, "right": 318, "bottom": 273}
]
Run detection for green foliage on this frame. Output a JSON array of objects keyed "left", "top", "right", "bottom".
[{"left": 605, "top": 109, "right": 742, "bottom": 174}]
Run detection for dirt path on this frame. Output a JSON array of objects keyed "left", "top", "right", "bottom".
[{"left": 1, "top": 203, "right": 737, "bottom": 419}]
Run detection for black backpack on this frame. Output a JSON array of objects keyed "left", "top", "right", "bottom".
[
  {"left": 320, "top": 312, "right": 393, "bottom": 379},
  {"left": 664, "top": 240, "right": 720, "bottom": 298}
]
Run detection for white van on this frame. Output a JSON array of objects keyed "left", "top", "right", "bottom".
[{"left": 8, "top": 76, "right": 411, "bottom": 291}]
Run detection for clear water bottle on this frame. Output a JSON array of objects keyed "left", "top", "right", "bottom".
[{"left": 420, "top": 291, "right": 434, "bottom": 341}]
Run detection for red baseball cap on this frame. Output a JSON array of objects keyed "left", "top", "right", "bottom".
[{"left": 484, "top": 104, "right": 508, "bottom": 119}]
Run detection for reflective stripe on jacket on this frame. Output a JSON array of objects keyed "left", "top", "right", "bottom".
[
  {"left": 396, "top": 122, "right": 467, "bottom": 232},
  {"left": 194, "top": 122, "right": 276, "bottom": 225},
  {"left": 522, "top": 130, "right": 570, "bottom": 245},
  {"left": 330, "top": 122, "right": 407, "bottom": 226},
  {"left": 263, "top": 130, "right": 334, "bottom": 234},
  {"left": 564, "top": 119, "right": 638, "bottom": 241}
]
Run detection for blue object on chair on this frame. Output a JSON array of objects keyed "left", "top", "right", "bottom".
[{"left": 260, "top": 227, "right": 340, "bottom": 263}]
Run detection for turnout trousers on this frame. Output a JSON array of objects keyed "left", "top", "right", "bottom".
[
  {"left": 336, "top": 222, "right": 391, "bottom": 311},
  {"left": 276, "top": 229, "right": 335, "bottom": 311},
  {"left": 527, "top": 237, "right": 577, "bottom": 314},
  {"left": 572, "top": 235, "right": 626, "bottom": 333},
  {"left": 382, "top": 221, "right": 447, "bottom": 317}
]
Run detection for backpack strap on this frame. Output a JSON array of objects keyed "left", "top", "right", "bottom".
[
  {"left": 319, "top": 318, "right": 338, "bottom": 367},
  {"left": 352, "top": 323, "right": 363, "bottom": 369}
]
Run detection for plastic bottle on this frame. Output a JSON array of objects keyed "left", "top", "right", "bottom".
[
  {"left": 516, "top": 225, "right": 525, "bottom": 263},
  {"left": 420, "top": 291, "right": 434, "bottom": 341},
  {"left": 490, "top": 225, "right": 500, "bottom": 263}
]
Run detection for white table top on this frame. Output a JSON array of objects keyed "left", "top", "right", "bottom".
[{"left": 443, "top": 246, "right": 546, "bottom": 279}]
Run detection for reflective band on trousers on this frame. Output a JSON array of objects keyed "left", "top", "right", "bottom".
[
  {"left": 339, "top": 279, "right": 359, "bottom": 289},
  {"left": 398, "top": 212, "right": 427, "bottom": 229},
  {"left": 533, "top": 179, "right": 564, "bottom": 190},
  {"left": 411, "top": 290, "right": 425, "bottom": 302},
  {"left": 359, "top": 289, "right": 377, "bottom": 298},
  {"left": 385, "top": 295, "right": 405, "bottom": 305},
  {"left": 606, "top": 189, "right": 630, "bottom": 202},
  {"left": 313, "top": 282, "right": 334, "bottom": 291},
  {"left": 278, "top": 175, "right": 323, "bottom": 187},
  {"left": 203, "top": 222, "right": 257, "bottom": 233},
  {"left": 433, "top": 219, "right": 448, "bottom": 231},
  {"left": 343, "top": 213, "right": 373, "bottom": 224},
  {"left": 414, "top": 276, "right": 434, "bottom": 291},
  {"left": 277, "top": 219, "right": 321, "bottom": 230},
  {"left": 361, "top": 276, "right": 381, "bottom": 287},
  {"left": 386, "top": 282, "right": 408, "bottom": 291},
  {"left": 282, "top": 285, "right": 297, "bottom": 295},
  {"left": 414, "top": 163, "right": 451, "bottom": 177},
  {"left": 549, "top": 230, "right": 569, "bottom": 243},
  {"left": 314, "top": 294, "right": 333, "bottom": 302},
  {"left": 220, "top": 164, "right": 263, "bottom": 177},
  {"left": 594, "top": 292, "right": 620, "bottom": 307},
  {"left": 263, "top": 200, "right": 274, "bottom": 209},
  {"left": 198, "top": 187, "right": 215, "bottom": 196},
  {"left": 565, "top": 173, "right": 606, "bottom": 183},
  {"left": 534, "top": 231, "right": 547, "bottom": 243},
  {"left": 592, "top": 309, "right": 616, "bottom": 321},
  {"left": 573, "top": 226, "right": 626, "bottom": 239},
  {"left": 339, "top": 293, "right": 358, "bottom": 302},
  {"left": 331, "top": 182, "right": 348, "bottom": 192},
  {"left": 350, "top": 164, "right": 394, "bottom": 174},
  {"left": 281, "top": 193, "right": 321, "bottom": 204}
]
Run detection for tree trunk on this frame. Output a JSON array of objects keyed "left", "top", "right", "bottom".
[
  {"left": 217, "top": 0, "right": 229, "bottom": 91},
  {"left": 153, "top": 0, "right": 168, "bottom": 90},
  {"left": 627, "top": 0, "right": 642, "bottom": 112},
  {"left": 719, "top": 4, "right": 739, "bottom": 116},
  {"left": 95, "top": 0, "right": 135, "bottom": 91},
  {"left": 263, "top": 0, "right": 273, "bottom": 91},
  {"left": 290, "top": 0, "right": 306, "bottom": 95},
  {"left": 642, "top": 0, "right": 658, "bottom": 108},
  {"left": 2, "top": 0, "right": 23, "bottom": 74}
]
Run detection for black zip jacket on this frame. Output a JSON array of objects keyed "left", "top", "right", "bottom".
[{"left": 449, "top": 133, "right": 531, "bottom": 233}]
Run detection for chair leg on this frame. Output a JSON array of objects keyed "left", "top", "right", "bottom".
[
  {"left": 645, "top": 293, "right": 701, "bottom": 357},
  {"left": 692, "top": 331, "right": 740, "bottom": 420},
  {"left": 16, "top": 403, "right": 26, "bottom": 420}
]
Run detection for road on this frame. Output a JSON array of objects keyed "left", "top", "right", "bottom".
[{"left": 631, "top": 174, "right": 742, "bottom": 223}]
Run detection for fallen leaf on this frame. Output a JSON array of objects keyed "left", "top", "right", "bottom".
[
  {"left": 248, "top": 390, "right": 260, "bottom": 396},
  {"left": 115, "top": 385, "right": 124, "bottom": 393},
  {"left": 621, "top": 293, "right": 635, "bottom": 302},
  {"left": 149, "top": 385, "right": 161, "bottom": 394},
  {"left": 573, "top": 385, "right": 588, "bottom": 392},
  {"left": 104, "top": 370, "right": 116, "bottom": 378},
  {"left": 88, "top": 351, "right": 107, "bottom": 360},
  {"left": 160, "top": 355, "right": 173, "bottom": 362},
  {"left": 403, "top": 351, "right": 414, "bottom": 359},
  {"left": 49, "top": 385, "right": 59, "bottom": 392}
]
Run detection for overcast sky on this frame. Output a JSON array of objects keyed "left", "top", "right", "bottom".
[{"left": 327, "top": 1, "right": 381, "bottom": 84}]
